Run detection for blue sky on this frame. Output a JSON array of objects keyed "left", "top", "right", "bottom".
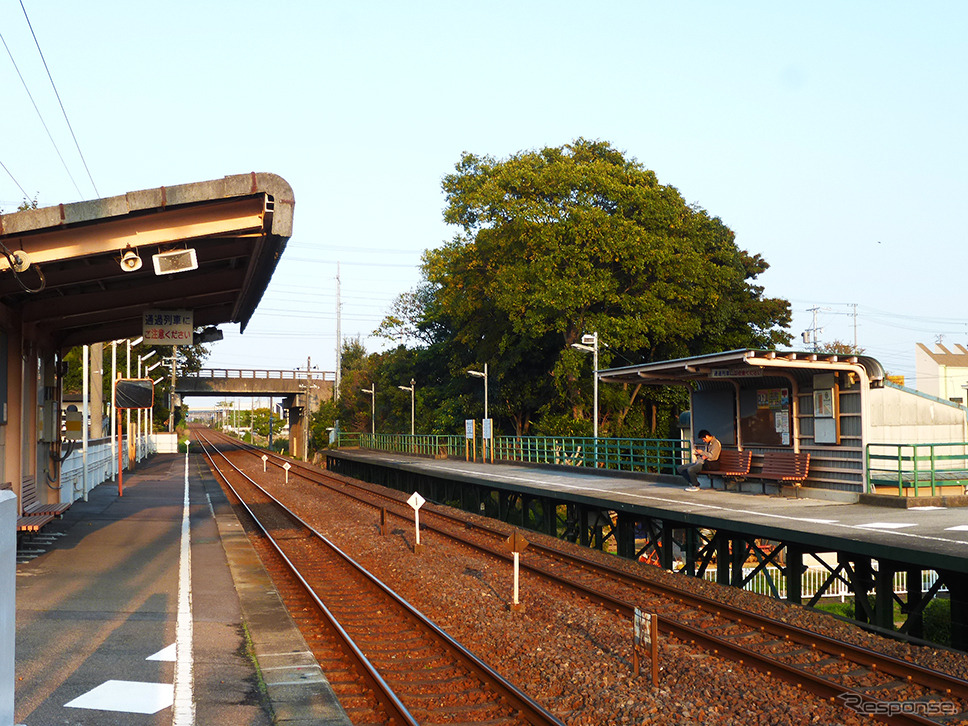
[{"left": 1, "top": 1, "right": 965, "bottom": 389}]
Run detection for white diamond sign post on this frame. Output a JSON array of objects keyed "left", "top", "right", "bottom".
[
  {"left": 283, "top": 461, "right": 291, "bottom": 484},
  {"left": 407, "top": 492, "right": 426, "bottom": 553},
  {"left": 261, "top": 454, "right": 268, "bottom": 472},
  {"left": 505, "top": 531, "right": 529, "bottom": 613}
]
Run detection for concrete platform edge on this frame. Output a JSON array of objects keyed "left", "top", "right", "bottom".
[{"left": 197, "top": 457, "right": 351, "bottom": 725}]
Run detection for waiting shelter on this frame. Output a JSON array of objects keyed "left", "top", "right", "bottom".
[
  {"left": 0, "top": 172, "right": 294, "bottom": 514},
  {"left": 599, "top": 349, "right": 968, "bottom": 496}
]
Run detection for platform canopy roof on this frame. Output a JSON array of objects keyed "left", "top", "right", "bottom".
[
  {"left": 0, "top": 172, "right": 294, "bottom": 349},
  {"left": 599, "top": 349, "right": 887, "bottom": 387}
]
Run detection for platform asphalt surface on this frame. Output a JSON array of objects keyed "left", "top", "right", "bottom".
[{"left": 14, "top": 453, "right": 350, "bottom": 726}]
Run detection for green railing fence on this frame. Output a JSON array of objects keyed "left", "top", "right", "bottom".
[
  {"left": 341, "top": 433, "right": 466, "bottom": 458},
  {"left": 337, "top": 432, "right": 689, "bottom": 476},
  {"left": 866, "top": 442, "right": 968, "bottom": 496}
]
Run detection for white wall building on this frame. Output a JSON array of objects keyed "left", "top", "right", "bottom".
[{"left": 915, "top": 343, "right": 968, "bottom": 404}]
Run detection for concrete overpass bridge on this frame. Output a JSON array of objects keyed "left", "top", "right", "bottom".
[{"left": 177, "top": 368, "right": 335, "bottom": 456}]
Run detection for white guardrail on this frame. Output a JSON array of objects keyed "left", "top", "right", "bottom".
[
  {"left": 58, "top": 432, "right": 177, "bottom": 502},
  {"left": 700, "top": 565, "right": 947, "bottom": 601}
]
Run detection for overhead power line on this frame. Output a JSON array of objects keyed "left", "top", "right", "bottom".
[
  {"left": 0, "top": 28, "right": 82, "bottom": 197},
  {"left": 0, "top": 160, "right": 30, "bottom": 201},
  {"left": 19, "top": 0, "right": 100, "bottom": 198}
]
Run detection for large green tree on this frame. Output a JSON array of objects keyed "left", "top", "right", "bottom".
[{"left": 380, "top": 139, "right": 791, "bottom": 437}]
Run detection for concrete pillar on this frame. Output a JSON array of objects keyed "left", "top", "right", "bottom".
[
  {"left": 23, "top": 345, "right": 37, "bottom": 500},
  {"left": 716, "top": 531, "right": 730, "bottom": 585},
  {"left": 786, "top": 544, "right": 805, "bottom": 605},
  {"left": 661, "top": 521, "right": 675, "bottom": 570},
  {"left": 4, "top": 326, "right": 23, "bottom": 508},
  {"left": 90, "top": 343, "right": 104, "bottom": 439},
  {"left": 874, "top": 561, "right": 897, "bottom": 631},
  {"left": 904, "top": 568, "right": 923, "bottom": 639},
  {"left": 38, "top": 353, "right": 57, "bottom": 504},
  {"left": 683, "top": 526, "right": 698, "bottom": 577},
  {"left": 288, "top": 406, "right": 303, "bottom": 459},
  {"left": 944, "top": 570, "right": 968, "bottom": 651},
  {"left": 616, "top": 512, "right": 636, "bottom": 560},
  {"left": 1, "top": 489, "right": 15, "bottom": 726}
]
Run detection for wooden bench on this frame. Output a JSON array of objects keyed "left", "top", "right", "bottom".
[
  {"left": 20, "top": 476, "right": 71, "bottom": 517},
  {"left": 705, "top": 449, "right": 752, "bottom": 490},
  {"left": 17, "top": 513, "right": 54, "bottom": 533},
  {"left": 16, "top": 476, "right": 69, "bottom": 534},
  {"left": 759, "top": 451, "right": 810, "bottom": 494}
]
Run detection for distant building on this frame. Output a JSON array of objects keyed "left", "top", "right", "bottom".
[{"left": 915, "top": 343, "right": 968, "bottom": 404}]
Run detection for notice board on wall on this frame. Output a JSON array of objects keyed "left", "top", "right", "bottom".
[{"left": 739, "top": 387, "right": 791, "bottom": 447}]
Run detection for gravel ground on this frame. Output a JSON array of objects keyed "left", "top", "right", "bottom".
[{"left": 232, "top": 454, "right": 968, "bottom": 725}]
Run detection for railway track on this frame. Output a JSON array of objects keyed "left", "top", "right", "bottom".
[
  {"left": 195, "top": 429, "right": 564, "bottom": 726},
  {"left": 196, "top": 427, "right": 968, "bottom": 726}
]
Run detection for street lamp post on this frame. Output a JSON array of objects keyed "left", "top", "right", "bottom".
[
  {"left": 361, "top": 384, "right": 375, "bottom": 435},
  {"left": 397, "top": 378, "right": 415, "bottom": 436},
  {"left": 571, "top": 332, "right": 599, "bottom": 439},
  {"left": 467, "top": 363, "right": 488, "bottom": 421}
]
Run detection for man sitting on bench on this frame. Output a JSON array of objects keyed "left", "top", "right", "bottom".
[{"left": 679, "top": 429, "right": 721, "bottom": 492}]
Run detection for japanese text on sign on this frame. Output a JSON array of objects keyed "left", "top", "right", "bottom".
[{"left": 143, "top": 309, "right": 193, "bottom": 345}]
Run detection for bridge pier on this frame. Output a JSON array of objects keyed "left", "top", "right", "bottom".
[{"left": 289, "top": 405, "right": 305, "bottom": 459}]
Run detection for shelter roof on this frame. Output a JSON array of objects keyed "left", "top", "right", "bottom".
[
  {"left": 599, "top": 349, "right": 887, "bottom": 387},
  {"left": 0, "top": 172, "right": 294, "bottom": 348}
]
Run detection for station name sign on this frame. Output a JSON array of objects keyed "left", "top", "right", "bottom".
[
  {"left": 709, "top": 368, "right": 763, "bottom": 378},
  {"left": 143, "top": 309, "right": 193, "bottom": 345}
]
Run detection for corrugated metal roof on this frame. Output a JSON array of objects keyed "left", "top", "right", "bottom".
[{"left": 599, "top": 349, "right": 886, "bottom": 387}]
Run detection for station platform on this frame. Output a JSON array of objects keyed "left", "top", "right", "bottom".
[
  {"left": 14, "top": 453, "right": 350, "bottom": 726},
  {"left": 327, "top": 449, "right": 968, "bottom": 573}
]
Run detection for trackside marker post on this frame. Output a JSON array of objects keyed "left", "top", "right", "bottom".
[
  {"left": 633, "top": 608, "right": 659, "bottom": 685},
  {"left": 262, "top": 454, "right": 268, "bottom": 472},
  {"left": 283, "top": 462, "right": 291, "bottom": 483},
  {"left": 407, "top": 492, "right": 425, "bottom": 553},
  {"left": 505, "top": 531, "right": 529, "bottom": 612}
]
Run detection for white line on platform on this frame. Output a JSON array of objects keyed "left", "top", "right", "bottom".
[
  {"left": 64, "top": 680, "right": 173, "bottom": 714},
  {"left": 147, "top": 643, "right": 176, "bottom": 662},
  {"left": 799, "top": 518, "right": 840, "bottom": 524},
  {"left": 946, "top": 525, "right": 968, "bottom": 531},
  {"left": 855, "top": 522, "right": 917, "bottom": 530},
  {"left": 430, "top": 464, "right": 968, "bottom": 549},
  {"left": 172, "top": 452, "right": 195, "bottom": 725}
]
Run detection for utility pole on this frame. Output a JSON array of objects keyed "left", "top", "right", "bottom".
[
  {"left": 335, "top": 263, "right": 341, "bottom": 402},
  {"left": 801, "top": 307, "right": 824, "bottom": 352},
  {"left": 851, "top": 303, "right": 858, "bottom": 349}
]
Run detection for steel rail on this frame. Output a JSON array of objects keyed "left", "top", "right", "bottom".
[
  {"left": 196, "top": 429, "right": 564, "bottom": 726},
  {"left": 196, "top": 435, "right": 418, "bottom": 726},
  {"left": 204, "top": 431, "right": 965, "bottom": 726},
  {"left": 297, "top": 445, "right": 968, "bottom": 703}
]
